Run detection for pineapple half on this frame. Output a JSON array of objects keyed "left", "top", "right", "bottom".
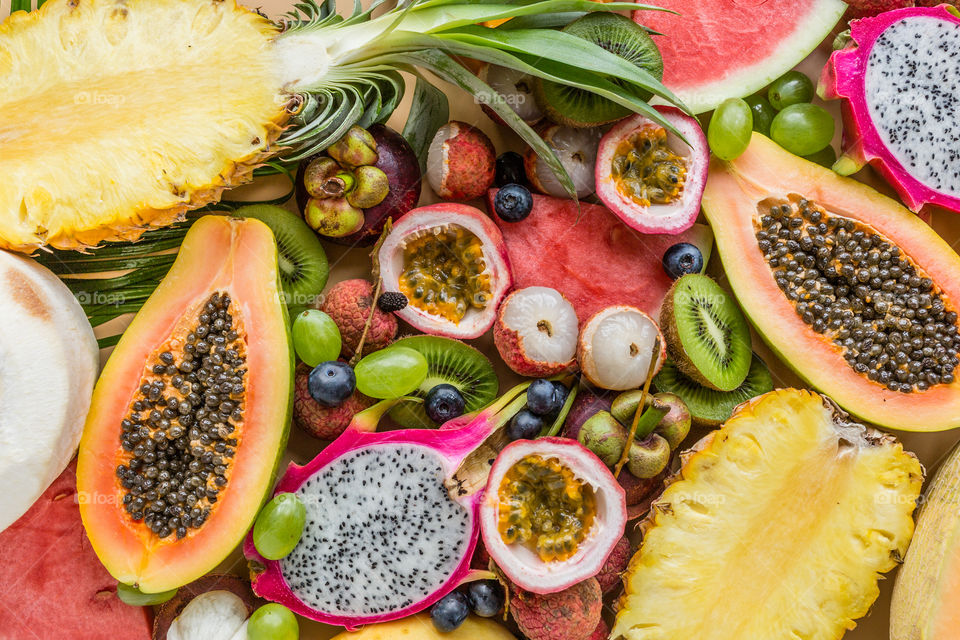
[
  {"left": 612, "top": 389, "right": 922, "bottom": 640},
  {"left": 0, "top": 0, "right": 678, "bottom": 252}
]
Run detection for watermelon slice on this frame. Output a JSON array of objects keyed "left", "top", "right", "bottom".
[
  {"left": 486, "top": 190, "right": 713, "bottom": 322},
  {"left": 633, "top": 0, "right": 847, "bottom": 113},
  {"left": 0, "top": 460, "right": 152, "bottom": 640}
]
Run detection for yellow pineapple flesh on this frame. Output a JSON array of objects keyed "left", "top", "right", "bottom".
[
  {"left": 612, "top": 389, "right": 922, "bottom": 640},
  {"left": 0, "top": 0, "right": 287, "bottom": 252}
]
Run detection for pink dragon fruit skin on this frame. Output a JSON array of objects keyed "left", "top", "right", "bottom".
[
  {"left": 820, "top": 5, "right": 960, "bottom": 213},
  {"left": 242, "top": 394, "right": 515, "bottom": 630}
]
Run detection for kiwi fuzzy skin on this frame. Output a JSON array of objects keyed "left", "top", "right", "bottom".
[{"left": 660, "top": 280, "right": 725, "bottom": 392}]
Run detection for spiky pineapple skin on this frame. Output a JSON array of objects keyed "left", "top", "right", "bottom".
[
  {"left": 612, "top": 389, "right": 922, "bottom": 640},
  {"left": 0, "top": 0, "right": 289, "bottom": 252}
]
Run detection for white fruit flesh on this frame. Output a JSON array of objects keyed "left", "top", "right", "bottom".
[
  {"left": 166, "top": 591, "right": 249, "bottom": 640},
  {"left": 0, "top": 251, "right": 98, "bottom": 532},
  {"left": 480, "top": 64, "right": 544, "bottom": 123},
  {"left": 578, "top": 306, "right": 664, "bottom": 391},
  {"left": 502, "top": 286, "right": 578, "bottom": 365},
  {"left": 530, "top": 125, "right": 600, "bottom": 198}
]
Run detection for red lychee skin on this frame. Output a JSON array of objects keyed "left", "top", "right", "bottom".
[
  {"left": 434, "top": 122, "right": 496, "bottom": 200},
  {"left": 595, "top": 536, "right": 630, "bottom": 594},
  {"left": 845, "top": 0, "right": 913, "bottom": 18},
  {"left": 510, "top": 578, "right": 602, "bottom": 640},
  {"left": 587, "top": 619, "right": 610, "bottom": 640},
  {"left": 493, "top": 311, "right": 577, "bottom": 377},
  {"left": 321, "top": 279, "right": 398, "bottom": 357},
  {"left": 293, "top": 364, "right": 373, "bottom": 440}
]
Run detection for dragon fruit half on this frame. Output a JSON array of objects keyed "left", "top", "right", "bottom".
[
  {"left": 820, "top": 5, "right": 960, "bottom": 213},
  {"left": 244, "top": 384, "right": 627, "bottom": 629}
]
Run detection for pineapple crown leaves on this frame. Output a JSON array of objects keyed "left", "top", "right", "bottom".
[{"left": 273, "top": 0, "right": 687, "bottom": 199}]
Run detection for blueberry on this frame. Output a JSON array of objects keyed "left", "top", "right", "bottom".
[
  {"left": 526, "top": 379, "right": 561, "bottom": 416},
  {"left": 307, "top": 361, "right": 356, "bottom": 407},
  {"left": 431, "top": 591, "right": 470, "bottom": 632},
  {"left": 547, "top": 381, "right": 570, "bottom": 420},
  {"left": 495, "top": 151, "right": 526, "bottom": 187},
  {"left": 662, "top": 243, "right": 704, "bottom": 280},
  {"left": 507, "top": 409, "right": 545, "bottom": 441},
  {"left": 494, "top": 184, "right": 533, "bottom": 222},
  {"left": 424, "top": 383, "right": 466, "bottom": 424},
  {"left": 467, "top": 580, "right": 505, "bottom": 618}
]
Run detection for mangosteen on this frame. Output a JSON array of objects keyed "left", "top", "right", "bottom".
[{"left": 295, "top": 124, "right": 421, "bottom": 246}]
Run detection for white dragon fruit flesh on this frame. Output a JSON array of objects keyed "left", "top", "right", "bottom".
[{"left": 820, "top": 5, "right": 960, "bottom": 213}]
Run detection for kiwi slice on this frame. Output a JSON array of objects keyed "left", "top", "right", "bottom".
[
  {"left": 233, "top": 205, "right": 329, "bottom": 317},
  {"left": 388, "top": 335, "right": 499, "bottom": 428},
  {"left": 654, "top": 355, "right": 773, "bottom": 427},
  {"left": 661, "top": 274, "right": 752, "bottom": 392},
  {"left": 536, "top": 13, "right": 663, "bottom": 127}
]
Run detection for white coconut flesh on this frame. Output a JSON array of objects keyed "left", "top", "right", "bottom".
[
  {"left": 502, "top": 287, "right": 578, "bottom": 364},
  {"left": 167, "top": 591, "right": 249, "bottom": 640},
  {"left": 0, "top": 251, "right": 98, "bottom": 532},
  {"left": 281, "top": 444, "right": 472, "bottom": 617},
  {"left": 532, "top": 126, "right": 600, "bottom": 198},
  {"left": 864, "top": 16, "right": 960, "bottom": 197},
  {"left": 480, "top": 64, "right": 544, "bottom": 123},
  {"left": 580, "top": 307, "right": 663, "bottom": 391}
]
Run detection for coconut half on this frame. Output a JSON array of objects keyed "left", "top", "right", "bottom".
[
  {"left": 0, "top": 251, "right": 98, "bottom": 532},
  {"left": 378, "top": 204, "right": 512, "bottom": 339},
  {"left": 577, "top": 306, "right": 666, "bottom": 391}
]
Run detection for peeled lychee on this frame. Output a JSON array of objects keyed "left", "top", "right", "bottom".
[
  {"left": 494, "top": 286, "right": 579, "bottom": 377},
  {"left": 426, "top": 121, "right": 496, "bottom": 200},
  {"left": 477, "top": 63, "right": 544, "bottom": 126},
  {"left": 321, "top": 279, "right": 397, "bottom": 357},
  {"left": 524, "top": 123, "right": 600, "bottom": 199},
  {"left": 577, "top": 305, "right": 666, "bottom": 391},
  {"left": 293, "top": 363, "right": 373, "bottom": 440},
  {"left": 594, "top": 536, "right": 630, "bottom": 594},
  {"left": 510, "top": 578, "right": 602, "bottom": 640}
]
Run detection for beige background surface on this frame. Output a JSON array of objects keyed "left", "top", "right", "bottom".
[{"left": 3, "top": 0, "right": 960, "bottom": 637}]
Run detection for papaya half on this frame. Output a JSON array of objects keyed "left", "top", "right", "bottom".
[
  {"left": 78, "top": 215, "right": 293, "bottom": 593},
  {"left": 702, "top": 134, "right": 960, "bottom": 431}
]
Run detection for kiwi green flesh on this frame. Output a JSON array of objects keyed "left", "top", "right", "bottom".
[
  {"left": 233, "top": 205, "right": 329, "bottom": 314},
  {"left": 662, "top": 274, "right": 752, "bottom": 393},
  {"left": 654, "top": 355, "right": 773, "bottom": 427},
  {"left": 388, "top": 335, "right": 499, "bottom": 428},
  {"left": 538, "top": 12, "right": 663, "bottom": 127}
]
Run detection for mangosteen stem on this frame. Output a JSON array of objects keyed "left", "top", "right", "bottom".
[
  {"left": 613, "top": 336, "right": 661, "bottom": 479},
  {"left": 350, "top": 219, "right": 393, "bottom": 367}
]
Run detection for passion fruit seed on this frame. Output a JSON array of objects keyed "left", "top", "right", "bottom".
[
  {"left": 498, "top": 455, "right": 596, "bottom": 563},
  {"left": 115, "top": 292, "right": 245, "bottom": 539},
  {"left": 399, "top": 226, "right": 492, "bottom": 323},
  {"left": 611, "top": 126, "right": 686, "bottom": 207},
  {"left": 756, "top": 197, "right": 960, "bottom": 392}
]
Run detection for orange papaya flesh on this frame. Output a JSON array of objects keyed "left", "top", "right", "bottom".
[
  {"left": 78, "top": 215, "right": 292, "bottom": 593},
  {"left": 702, "top": 133, "right": 960, "bottom": 431}
]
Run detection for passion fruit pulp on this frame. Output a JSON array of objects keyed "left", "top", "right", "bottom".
[
  {"left": 497, "top": 454, "right": 597, "bottom": 563},
  {"left": 611, "top": 126, "right": 687, "bottom": 207}
]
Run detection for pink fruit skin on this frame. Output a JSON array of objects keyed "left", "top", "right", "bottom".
[
  {"left": 820, "top": 5, "right": 960, "bottom": 213},
  {"left": 594, "top": 106, "right": 710, "bottom": 234},
  {"left": 244, "top": 401, "right": 506, "bottom": 630}
]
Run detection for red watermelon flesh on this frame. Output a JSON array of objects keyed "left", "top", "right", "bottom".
[
  {"left": 633, "top": 0, "right": 846, "bottom": 113},
  {"left": 486, "top": 189, "right": 713, "bottom": 322},
  {"left": 0, "top": 460, "right": 152, "bottom": 640}
]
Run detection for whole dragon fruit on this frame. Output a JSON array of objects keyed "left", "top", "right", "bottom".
[
  {"left": 244, "top": 383, "right": 626, "bottom": 629},
  {"left": 820, "top": 5, "right": 960, "bottom": 213}
]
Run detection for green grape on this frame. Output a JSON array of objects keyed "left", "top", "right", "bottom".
[
  {"left": 354, "top": 346, "right": 428, "bottom": 399},
  {"left": 770, "top": 103, "right": 835, "bottom": 157},
  {"left": 707, "top": 98, "right": 753, "bottom": 161},
  {"left": 292, "top": 309, "right": 342, "bottom": 367},
  {"left": 253, "top": 493, "right": 307, "bottom": 561},
  {"left": 767, "top": 70, "right": 815, "bottom": 110},
  {"left": 744, "top": 95, "right": 776, "bottom": 136},
  {"left": 116, "top": 583, "right": 178, "bottom": 606},
  {"left": 803, "top": 144, "right": 838, "bottom": 168},
  {"left": 247, "top": 603, "right": 299, "bottom": 640}
]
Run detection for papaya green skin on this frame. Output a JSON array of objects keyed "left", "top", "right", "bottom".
[
  {"left": 702, "top": 134, "right": 960, "bottom": 432},
  {"left": 78, "top": 215, "right": 294, "bottom": 593}
]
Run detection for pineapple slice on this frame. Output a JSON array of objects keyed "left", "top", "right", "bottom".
[
  {"left": 612, "top": 389, "right": 922, "bottom": 640},
  {"left": 0, "top": 0, "right": 286, "bottom": 251}
]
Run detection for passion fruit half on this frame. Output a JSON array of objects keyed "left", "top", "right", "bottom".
[
  {"left": 378, "top": 204, "right": 512, "bottom": 339},
  {"left": 595, "top": 106, "right": 709, "bottom": 235},
  {"left": 480, "top": 437, "right": 626, "bottom": 595}
]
